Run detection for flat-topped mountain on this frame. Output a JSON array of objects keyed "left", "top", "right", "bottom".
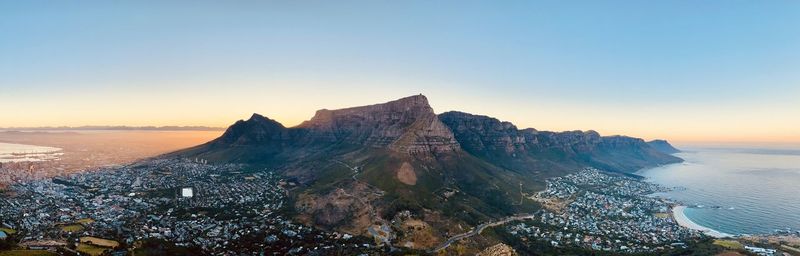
[
  {"left": 174, "top": 95, "right": 683, "bottom": 242},
  {"left": 295, "top": 95, "right": 460, "bottom": 155},
  {"left": 189, "top": 95, "right": 459, "bottom": 162}
]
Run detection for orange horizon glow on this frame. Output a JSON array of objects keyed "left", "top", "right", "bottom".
[{"left": 2, "top": 89, "right": 798, "bottom": 145}]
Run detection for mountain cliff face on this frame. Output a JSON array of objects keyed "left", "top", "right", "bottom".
[
  {"left": 182, "top": 95, "right": 459, "bottom": 164},
  {"left": 438, "top": 111, "right": 531, "bottom": 156},
  {"left": 295, "top": 95, "right": 459, "bottom": 155},
  {"left": 438, "top": 111, "right": 682, "bottom": 173},
  {"left": 647, "top": 139, "right": 681, "bottom": 154},
  {"left": 174, "top": 95, "right": 683, "bottom": 242}
]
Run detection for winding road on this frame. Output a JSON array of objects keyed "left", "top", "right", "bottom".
[
  {"left": 428, "top": 214, "right": 536, "bottom": 253},
  {"left": 332, "top": 159, "right": 361, "bottom": 180}
]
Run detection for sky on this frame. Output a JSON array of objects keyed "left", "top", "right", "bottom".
[{"left": 1, "top": 1, "right": 799, "bottom": 144}]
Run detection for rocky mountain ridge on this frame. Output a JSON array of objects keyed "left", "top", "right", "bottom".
[
  {"left": 438, "top": 111, "right": 681, "bottom": 173},
  {"left": 174, "top": 94, "right": 683, "bottom": 240}
]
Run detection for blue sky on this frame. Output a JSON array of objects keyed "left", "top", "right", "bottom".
[{"left": 1, "top": 1, "right": 799, "bottom": 142}]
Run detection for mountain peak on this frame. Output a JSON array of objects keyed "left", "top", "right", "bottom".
[
  {"left": 215, "top": 113, "right": 286, "bottom": 145},
  {"left": 248, "top": 113, "right": 266, "bottom": 121}
]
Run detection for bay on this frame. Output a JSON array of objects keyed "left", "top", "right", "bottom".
[
  {"left": 639, "top": 145, "right": 800, "bottom": 235},
  {"left": 0, "top": 142, "right": 62, "bottom": 163}
]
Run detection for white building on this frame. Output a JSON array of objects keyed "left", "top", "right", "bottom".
[{"left": 181, "top": 187, "right": 194, "bottom": 198}]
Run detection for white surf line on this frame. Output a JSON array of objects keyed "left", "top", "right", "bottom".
[{"left": 672, "top": 205, "right": 733, "bottom": 238}]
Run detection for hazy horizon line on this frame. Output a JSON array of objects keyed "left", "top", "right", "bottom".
[
  {"left": 0, "top": 125, "right": 225, "bottom": 131},
  {"left": 2, "top": 124, "right": 798, "bottom": 146}
]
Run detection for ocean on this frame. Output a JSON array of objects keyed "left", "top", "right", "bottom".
[
  {"left": 0, "top": 142, "right": 62, "bottom": 163},
  {"left": 638, "top": 145, "right": 800, "bottom": 235}
]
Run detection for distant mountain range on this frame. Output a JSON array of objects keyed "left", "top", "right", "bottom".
[
  {"left": 174, "top": 95, "right": 682, "bottom": 236},
  {"left": 0, "top": 125, "right": 224, "bottom": 131}
]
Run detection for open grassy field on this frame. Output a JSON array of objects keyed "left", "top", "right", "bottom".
[
  {"left": 653, "top": 213, "right": 670, "bottom": 218},
  {"left": 76, "top": 243, "right": 109, "bottom": 256},
  {"left": 713, "top": 239, "right": 744, "bottom": 250},
  {"left": 60, "top": 224, "right": 83, "bottom": 232},
  {"left": 76, "top": 218, "right": 95, "bottom": 224},
  {"left": 79, "top": 237, "right": 120, "bottom": 248},
  {"left": 0, "top": 250, "right": 58, "bottom": 256}
]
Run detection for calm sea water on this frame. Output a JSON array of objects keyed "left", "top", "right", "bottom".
[
  {"left": 638, "top": 146, "right": 800, "bottom": 235},
  {"left": 0, "top": 142, "right": 62, "bottom": 163}
]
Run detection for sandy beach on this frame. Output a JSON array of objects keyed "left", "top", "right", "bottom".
[{"left": 672, "top": 205, "right": 732, "bottom": 238}]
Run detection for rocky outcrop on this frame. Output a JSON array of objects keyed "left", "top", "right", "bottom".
[
  {"left": 295, "top": 182, "right": 383, "bottom": 235},
  {"left": 477, "top": 243, "right": 518, "bottom": 256}
]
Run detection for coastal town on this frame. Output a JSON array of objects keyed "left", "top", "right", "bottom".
[
  {"left": 512, "top": 169, "right": 700, "bottom": 253},
  {"left": 2, "top": 161, "right": 799, "bottom": 255},
  {"left": 500, "top": 168, "right": 799, "bottom": 256}
]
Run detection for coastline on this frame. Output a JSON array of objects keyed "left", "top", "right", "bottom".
[
  {"left": 672, "top": 205, "right": 732, "bottom": 238},
  {"left": 0, "top": 142, "right": 63, "bottom": 163}
]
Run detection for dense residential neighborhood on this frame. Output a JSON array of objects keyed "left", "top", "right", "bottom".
[
  {"left": 0, "top": 158, "right": 384, "bottom": 255},
  {"left": 513, "top": 169, "right": 699, "bottom": 253}
]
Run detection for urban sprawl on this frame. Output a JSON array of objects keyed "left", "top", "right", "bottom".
[
  {"left": 0, "top": 162, "right": 794, "bottom": 255},
  {"left": 0, "top": 159, "right": 380, "bottom": 255}
]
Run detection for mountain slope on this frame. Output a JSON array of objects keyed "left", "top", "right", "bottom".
[
  {"left": 172, "top": 95, "right": 683, "bottom": 245},
  {"left": 647, "top": 139, "right": 681, "bottom": 154},
  {"left": 438, "top": 111, "right": 682, "bottom": 174}
]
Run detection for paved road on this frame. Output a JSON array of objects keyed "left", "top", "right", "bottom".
[{"left": 429, "top": 214, "right": 536, "bottom": 253}]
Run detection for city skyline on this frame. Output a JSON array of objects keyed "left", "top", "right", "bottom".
[{"left": 2, "top": 1, "right": 799, "bottom": 144}]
